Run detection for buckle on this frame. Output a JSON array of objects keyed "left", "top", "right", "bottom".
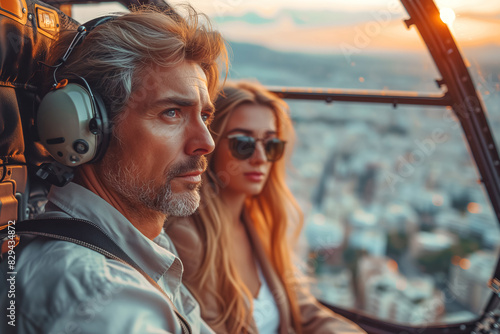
[{"left": 488, "top": 278, "right": 500, "bottom": 295}]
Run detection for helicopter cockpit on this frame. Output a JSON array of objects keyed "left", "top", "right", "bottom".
[{"left": 1, "top": 0, "right": 500, "bottom": 333}]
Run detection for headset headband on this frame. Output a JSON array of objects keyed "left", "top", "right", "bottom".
[{"left": 53, "top": 16, "right": 117, "bottom": 86}]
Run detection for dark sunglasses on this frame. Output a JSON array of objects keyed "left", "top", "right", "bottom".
[{"left": 226, "top": 134, "right": 287, "bottom": 162}]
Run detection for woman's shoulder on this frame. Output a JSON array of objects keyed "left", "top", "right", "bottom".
[{"left": 166, "top": 215, "right": 198, "bottom": 236}]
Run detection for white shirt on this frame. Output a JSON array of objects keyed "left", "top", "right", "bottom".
[{"left": 253, "top": 264, "right": 280, "bottom": 334}]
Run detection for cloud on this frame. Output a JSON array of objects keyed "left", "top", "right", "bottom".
[{"left": 215, "top": 8, "right": 499, "bottom": 54}]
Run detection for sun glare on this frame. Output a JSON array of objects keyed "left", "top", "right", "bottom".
[{"left": 440, "top": 7, "right": 456, "bottom": 26}]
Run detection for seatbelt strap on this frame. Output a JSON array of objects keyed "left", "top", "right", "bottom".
[{"left": 0, "top": 217, "right": 192, "bottom": 334}]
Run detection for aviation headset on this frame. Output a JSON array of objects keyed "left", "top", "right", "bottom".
[{"left": 37, "top": 16, "right": 116, "bottom": 167}]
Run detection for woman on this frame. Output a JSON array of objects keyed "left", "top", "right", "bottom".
[{"left": 166, "top": 81, "right": 365, "bottom": 334}]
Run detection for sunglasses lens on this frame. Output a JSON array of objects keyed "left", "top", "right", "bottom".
[
  {"left": 228, "top": 136, "right": 255, "bottom": 160},
  {"left": 265, "top": 138, "right": 286, "bottom": 162},
  {"left": 228, "top": 136, "right": 286, "bottom": 161}
]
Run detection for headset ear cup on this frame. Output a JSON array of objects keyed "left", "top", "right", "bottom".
[
  {"left": 37, "top": 79, "right": 110, "bottom": 167},
  {"left": 89, "top": 91, "right": 110, "bottom": 163},
  {"left": 37, "top": 83, "right": 97, "bottom": 166}
]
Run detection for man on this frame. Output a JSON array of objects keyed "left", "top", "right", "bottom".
[{"left": 0, "top": 6, "right": 226, "bottom": 334}]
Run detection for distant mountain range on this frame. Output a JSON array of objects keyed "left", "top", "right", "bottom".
[
  {"left": 227, "top": 41, "right": 441, "bottom": 92},
  {"left": 214, "top": 9, "right": 399, "bottom": 27}
]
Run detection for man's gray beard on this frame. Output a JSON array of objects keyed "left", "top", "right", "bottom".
[{"left": 100, "top": 155, "right": 202, "bottom": 217}]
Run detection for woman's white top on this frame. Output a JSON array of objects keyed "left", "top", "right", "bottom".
[{"left": 253, "top": 263, "right": 280, "bottom": 334}]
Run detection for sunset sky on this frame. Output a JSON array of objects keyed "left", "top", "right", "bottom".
[{"left": 74, "top": 0, "right": 500, "bottom": 54}]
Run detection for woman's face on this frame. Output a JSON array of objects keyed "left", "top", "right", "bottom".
[{"left": 213, "top": 103, "right": 278, "bottom": 197}]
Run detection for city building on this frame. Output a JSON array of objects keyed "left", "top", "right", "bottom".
[{"left": 449, "top": 250, "right": 496, "bottom": 314}]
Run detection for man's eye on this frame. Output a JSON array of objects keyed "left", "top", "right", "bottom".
[
  {"left": 163, "top": 109, "right": 179, "bottom": 118},
  {"left": 202, "top": 112, "right": 214, "bottom": 125}
]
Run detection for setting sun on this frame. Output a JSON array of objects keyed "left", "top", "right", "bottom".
[{"left": 440, "top": 7, "right": 456, "bottom": 26}]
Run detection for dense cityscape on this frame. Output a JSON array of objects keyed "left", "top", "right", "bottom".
[{"left": 288, "top": 100, "right": 498, "bottom": 325}]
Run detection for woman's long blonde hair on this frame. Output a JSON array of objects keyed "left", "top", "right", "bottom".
[{"left": 189, "top": 81, "right": 304, "bottom": 333}]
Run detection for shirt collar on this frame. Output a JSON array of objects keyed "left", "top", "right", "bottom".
[{"left": 45, "top": 182, "right": 177, "bottom": 281}]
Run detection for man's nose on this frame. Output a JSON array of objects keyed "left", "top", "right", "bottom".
[{"left": 186, "top": 118, "right": 215, "bottom": 156}]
